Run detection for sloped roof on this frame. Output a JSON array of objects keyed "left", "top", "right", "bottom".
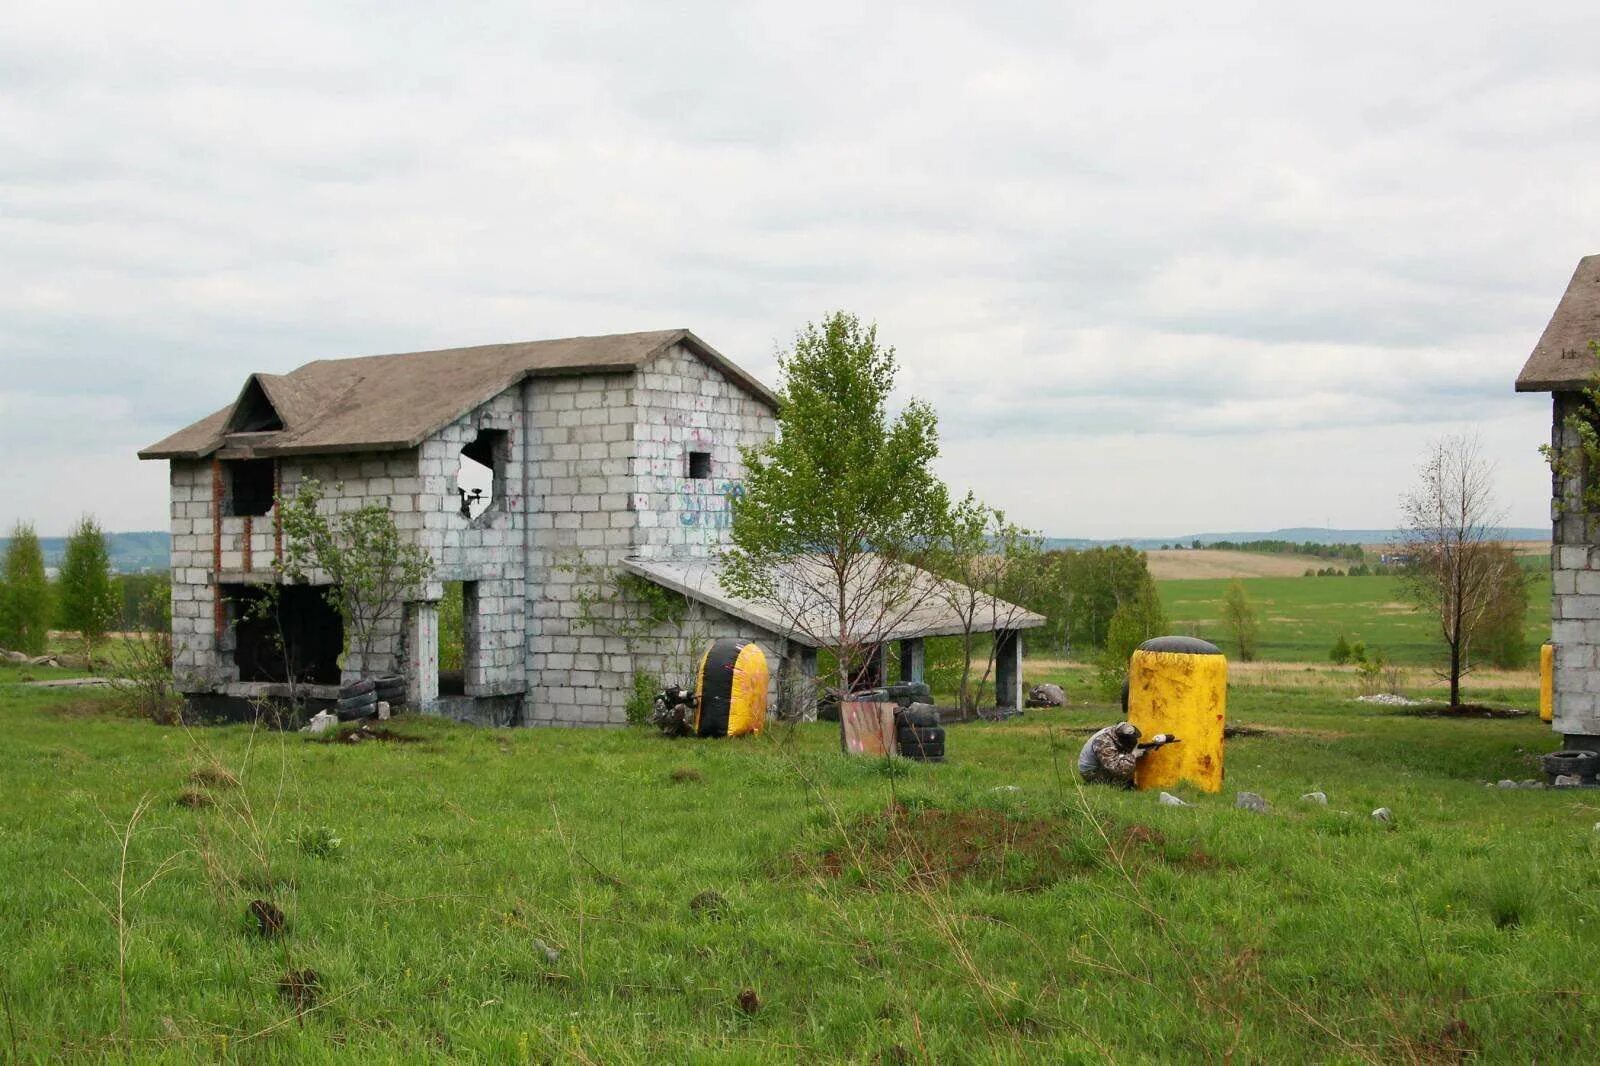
[
  {"left": 1516, "top": 254, "right": 1600, "bottom": 392},
  {"left": 139, "top": 329, "right": 778, "bottom": 460},
  {"left": 621, "top": 556, "right": 1047, "bottom": 649}
]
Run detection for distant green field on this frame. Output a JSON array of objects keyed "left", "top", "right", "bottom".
[{"left": 1159, "top": 571, "right": 1552, "bottom": 666}]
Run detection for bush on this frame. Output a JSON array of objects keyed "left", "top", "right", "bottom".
[
  {"left": 1329, "top": 634, "right": 1352, "bottom": 665},
  {"left": 625, "top": 671, "right": 659, "bottom": 726},
  {"left": 1095, "top": 579, "right": 1168, "bottom": 698}
]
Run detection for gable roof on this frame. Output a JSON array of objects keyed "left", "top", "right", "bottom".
[
  {"left": 139, "top": 329, "right": 778, "bottom": 460},
  {"left": 1516, "top": 254, "right": 1600, "bottom": 392}
]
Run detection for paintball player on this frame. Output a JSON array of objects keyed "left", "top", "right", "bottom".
[{"left": 1077, "top": 722, "right": 1179, "bottom": 787}]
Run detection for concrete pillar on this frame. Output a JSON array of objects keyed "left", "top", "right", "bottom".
[
  {"left": 899, "top": 637, "right": 925, "bottom": 685},
  {"left": 407, "top": 601, "right": 440, "bottom": 713},
  {"left": 781, "top": 643, "right": 819, "bottom": 721},
  {"left": 995, "top": 629, "right": 1022, "bottom": 709}
]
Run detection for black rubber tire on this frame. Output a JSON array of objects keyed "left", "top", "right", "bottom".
[
  {"left": 340, "top": 678, "right": 376, "bottom": 698},
  {"left": 1541, "top": 749, "right": 1600, "bottom": 778},
  {"left": 374, "top": 678, "right": 406, "bottom": 701},
  {"left": 897, "top": 726, "right": 946, "bottom": 759},
  {"left": 335, "top": 704, "right": 377, "bottom": 723},
  {"left": 337, "top": 691, "right": 377, "bottom": 713},
  {"left": 899, "top": 704, "right": 941, "bottom": 728}
]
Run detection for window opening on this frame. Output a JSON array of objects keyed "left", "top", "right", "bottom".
[
  {"left": 456, "top": 430, "right": 508, "bottom": 519},
  {"left": 437, "top": 580, "right": 478, "bottom": 696},
  {"left": 226, "top": 584, "right": 341, "bottom": 685},
  {"left": 688, "top": 450, "right": 712, "bottom": 480},
  {"left": 224, "top": 459, "right": 276, "bottom": 517}
]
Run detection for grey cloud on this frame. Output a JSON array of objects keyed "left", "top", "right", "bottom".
[{"left": 2, "top": 0, "right": 1594, "bottom": 534}]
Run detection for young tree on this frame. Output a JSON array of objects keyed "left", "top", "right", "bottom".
[
  {"left": 1055, "top": 546, "right": 1157, "bottom": 652},
  {"left": 929, "top": 494, "right": 1045, "bottom": 713},
  {"left": 275, "top": 480, "right": 433, "bottom": 679},
  {"left": 1399, "top": 434, "right": 1504, "bottom": 707},
  {"left": 0, "top": 522, "right": 52, "bottom": 655},
  {"left": 58, "top": 515, "right": 119, "bottom": 667},
  {"left": 1096, "top": 576, "right": 1168, "bottom": 697},
  {"left": 722, "top": 313, "right": 949, "bottom": 716},
  {"left": 1221, "top": 579, "right": 1259, "bottom": 662}
]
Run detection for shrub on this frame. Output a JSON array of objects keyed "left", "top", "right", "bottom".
[
  {"left": 625, "top": 671, "right": 659, "bottom": 727},
  {"left": 1329, "top": 634, "right": 1352, "bottom": 665}
]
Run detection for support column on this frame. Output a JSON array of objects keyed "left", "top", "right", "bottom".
[
  {"left": 782, "top": 643, "right": 819, "bottom": 721},
  {"left": 995, "top": 629, "right": 1022, "bottom": 710},
  {"left": 899, "top": 637, "right": 925, "bottom": 685},
  {"left": 407, "top": 601, "right": 440, "bottom": 713}
]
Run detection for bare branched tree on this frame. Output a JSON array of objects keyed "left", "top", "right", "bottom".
[{"left": 1399, "top": 434, "right": 1505, "bottom": 707}]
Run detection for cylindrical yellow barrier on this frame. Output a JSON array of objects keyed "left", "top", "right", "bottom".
[
  {"left": 1128, "top": 636, "right": 1227, "bottom": 793},
  {"left": 694, "top": 638, "right": 769, "bottom": 737},
  {"left": 1541, "top": 642, "right": 1554, "bottom": 724}
]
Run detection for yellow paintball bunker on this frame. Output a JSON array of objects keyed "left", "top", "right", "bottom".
[
  {"left": 1541, "top": 642, "right": 1554, "bottom": 724},
  {"left": 1128, "top": 636, "right": 1227, "bottom": 793},
  {"left": 693, "top": 638, "right": 770, "bottom": 738}
]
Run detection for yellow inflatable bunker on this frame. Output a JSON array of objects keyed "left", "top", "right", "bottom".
[
  {"left": 1541, "top": 642, "right": 1554, "bottom": 724},
  {"left": 1128, "top": 635, "right": 1227, "bottom": 793},
  {"left": 694, "top": 639, "right": 770, "bottom": 738}
]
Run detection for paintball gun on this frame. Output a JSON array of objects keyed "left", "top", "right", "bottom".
[{"left": 1137, "top": 733, "right": 1181, "bottom": 752}]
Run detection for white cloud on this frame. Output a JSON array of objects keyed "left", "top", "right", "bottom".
[{"left": 0, "top": 0, "right": 1592, "bottom": 536}]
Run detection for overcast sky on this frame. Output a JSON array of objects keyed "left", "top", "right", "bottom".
[{"left": 3, "top": 1, "right": 1595, "bottom": 539}]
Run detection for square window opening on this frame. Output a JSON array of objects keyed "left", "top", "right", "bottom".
[
  {"left": 225, "top": 583, "right": 341, "bottom": 685},
  {"left": 225, "top": 459, "right": 276, "bottom": 517},
  {"left": 687, "top": 450, "right": 712, "bottom": 480}
]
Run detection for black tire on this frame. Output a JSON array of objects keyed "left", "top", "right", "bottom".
[
  {"left": 341, "top": 678, "right": 376, "bottom": 698},
  {"left": 1541, "top": 749, "right": 1600, "bottom": 778},
  {"left": 374, "top": 677, "right": 407, "bottom": 701},
  {"left": 335, "top": 704, "right": 377, "bottom": 722},
  {"left": 337, "top": 690, "right": 377, "bottom": 713},
  {"left": 899, "top": 704, "right": 941, "bottom": 728},
  {"left": 897, "top": 726, "right": 946, "bottom": 759}
]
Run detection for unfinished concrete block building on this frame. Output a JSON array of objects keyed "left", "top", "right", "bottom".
[
  {"left": 1518, "top": 254, "right": 1600, "bottom": 747},
  {"left": 140, "top": 329, "right": 1042, "bottom": 726}
]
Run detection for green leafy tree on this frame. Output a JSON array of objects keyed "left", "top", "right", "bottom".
[
  {"left": 1096, "top": 576, "right": 1168, "bottom": 697},
  {"left": 58, "top": 515, "right": 119, "bottom": 667},
  {"left": 1048, "top": 546, "right": 1159, "bottom": 653},
  {"left": 275, "top": 479, "right": 433, "bottom": 679},
  {"left": 723, "top": 312, "right": 949, "bottom": 711},
  {"left": 0, "top": 522, "right": 52, "bottom": 655},
  {"left": 1329, "top": 633, "right": 1352, "bottom": 665},
  {"left": 1221, "top": 579, "right": 1259, "bottom": 662}
]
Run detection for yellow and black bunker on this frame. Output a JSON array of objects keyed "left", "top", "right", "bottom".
[
  {"left": 693, "top": 638, "right": 770, "bottom": 738},
  {"left": 1127, "top": 635, "right": 1227, "bottom": 794}
]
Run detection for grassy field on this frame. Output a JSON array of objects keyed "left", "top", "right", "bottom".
[
  {"left": 1159, "top": 572, "right": 1553, "bottom": 666},
  {"left": 3, "top": 668, "right": 1598, "bottom": 1062}
]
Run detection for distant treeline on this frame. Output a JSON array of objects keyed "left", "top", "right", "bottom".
[{"left": 1206, "top": 539, "right": 1365, "bottom": 561}]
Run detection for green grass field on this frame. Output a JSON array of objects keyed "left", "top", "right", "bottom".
[
  {"left": 1159, "top": 571, "right": 1553, "bottom": 666},
  {"left": 3, "top": 669, "right": 1598, "bottom": 1062}
]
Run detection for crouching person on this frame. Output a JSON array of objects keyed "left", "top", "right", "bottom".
[{"left": 1077, "top": 722, "right": 1178, "bottom": 787}]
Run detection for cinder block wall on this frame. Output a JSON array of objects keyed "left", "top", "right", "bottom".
[
  {"left": 1551, "top": 391, "right": 1600, "bottom": 736},
  {"left": 521, "top": 344, "right": 780, "bottom": 724},
  {"left": 169, "top": 451, "right": 426, "bottom": 694}
]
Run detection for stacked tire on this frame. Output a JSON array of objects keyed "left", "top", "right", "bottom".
[
  {"left": 335, "top": 675, "right": 406, "bottom": 721},
  {"left": 896, "top": 703, "right": 945, "bottom": 762}
]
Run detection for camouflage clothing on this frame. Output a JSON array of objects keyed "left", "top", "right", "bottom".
[{"left": 1078, "top": 726, "right": 1141, "bottom": 786}]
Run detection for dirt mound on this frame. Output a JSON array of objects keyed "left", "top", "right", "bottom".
[
  {"left": 798, "top": 804, "right": 1212, "bottom": 891},
  {"left": 319, "top": 724, "right": 423, "bottom": 745},
  {"left": 1395, "top": 704, "right": 1529, "bottom": 720}
]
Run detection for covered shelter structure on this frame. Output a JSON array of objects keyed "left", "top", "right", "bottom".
[{"left": 623, "top": 555, "right": 1047, "bottom": 712}]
